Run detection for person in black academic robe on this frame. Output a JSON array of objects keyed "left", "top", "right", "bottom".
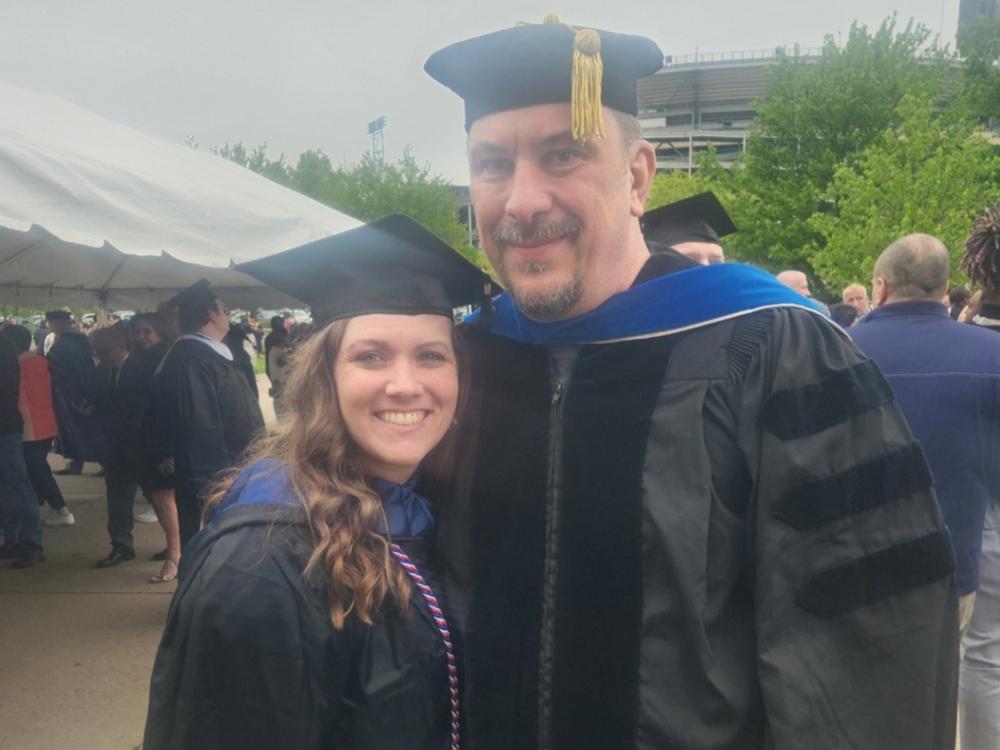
[
  {"left": 157, "top": 334, "right": 264, "bottom": 546},
  {"left": 144, "top": 461, "right": 456, "bottom": 750},
  {"left": 223, "top": 322, "right": 259, "bottom": 398},
  {"left": 45, "top": 314, "right": 111, "bottom": 465},
  {"left": 144, "top": 216, "right": 495, "bottom": 750},
  {"left": 155, "top": 283, "right": 264, "bottom": 548},
  {"left": 425, "top": 21, "right": 958, "bottom": 750}
]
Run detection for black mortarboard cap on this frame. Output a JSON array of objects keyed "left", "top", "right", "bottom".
[
  {"left": 165, "top": 279, "right": 217, "bottom": 318},
  {"left": 236, "top": 215, "right": 498, "bottom": 325},
  {"left": 44, "top": 310, "right": 72, "bottom": 321},
  {"left": 641, "top": 192, "right": 737, "bottom": 247},
  {"left": 425, "top": 17, "right": 664, "bottom": 139}
]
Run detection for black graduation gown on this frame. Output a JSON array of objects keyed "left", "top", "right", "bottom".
[
  {"left": 47, "top": 330, "right": 110, "bottom": 461},
  {"left": 156, "top": 338, "right": 264, "bottom": 483},
  {"left": 94, "top": 354, "right": 147, "bottom": 469},
  {"left": 437, "top": 252, "right": 959, "bottom": 750},
  {"left": 224, "top": 325, "right": 260, "bottom": 399},
  {"left": 143, "top": 503, "right": 453, "bottom": 750}
]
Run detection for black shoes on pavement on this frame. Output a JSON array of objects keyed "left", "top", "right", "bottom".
[
  {"left": 12, "top": 548, "right": 45, "bottom": 569},
  {"left": 96, "top": 549, "right": 136, "bottom": 568},
  {"left": 2, "top": 543, "right": 45, "bottom": 568}
]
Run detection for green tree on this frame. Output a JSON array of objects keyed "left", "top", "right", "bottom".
[
  {"left": 215, "top": 144, "right": 487, "bottom": 270},
  {"left": 957, "top": 16, "right": 1000, "bottom": 121},
  {"left": 730, "top": 17, "right": 947, "bottom": 273},
  {"left": 212, "top": 142, "right": 292, "bottom": 186},
  {"left": 809, "top": 95, "right": 1000, "bottom": 291},
  {"left": 319, "top": 150, "right": 485, "bottom": 269},
  {"left": 646, "top": 169, "right": 706, "bottom": 209}
]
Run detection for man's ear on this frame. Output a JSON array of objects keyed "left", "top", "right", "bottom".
[
  {"left": 872, "top": 277, "right": 887, "bottom": 308},
  {"left": 628, "top": 140, "right": 656, "bottom": 218}
]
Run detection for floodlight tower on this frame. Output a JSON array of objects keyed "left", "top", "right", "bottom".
[{"left": 368, "top": 116, "right": 387, "bottom": 162}]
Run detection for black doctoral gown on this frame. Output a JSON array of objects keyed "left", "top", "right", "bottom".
[
  {"left": 437, "top": 250, "right": 959, "bottom": 750},
  {"left": 156, "top": 337, "right": 264, "bottom": 483},
  {"left": 143, "top": 501, "right": 454, "bottom": 750}
]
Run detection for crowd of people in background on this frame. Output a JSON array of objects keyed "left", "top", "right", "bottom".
[{"left": 0, "top": 297, "right": 308, "bottom": 579}]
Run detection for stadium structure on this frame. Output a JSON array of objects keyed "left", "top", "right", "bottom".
[{"left": 637, "top": 47, "right": 821, "bottom": 172}]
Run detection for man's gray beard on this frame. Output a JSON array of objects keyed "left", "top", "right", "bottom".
[
  {"left": 502, "top": 262, "right": 583, "bottom": 322},
  {"left": 490, "top": 217, "right": 585, "bottom": 321}
]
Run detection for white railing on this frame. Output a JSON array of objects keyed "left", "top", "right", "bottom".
[{"left": 663, "top": 48, "right": 824, "bottom": 66}]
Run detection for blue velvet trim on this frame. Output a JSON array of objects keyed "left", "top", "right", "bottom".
[
  {"left": 213, "top": 459, "right": 434, "bottom": 537},
  {"left": 466, "top": 262, "right": 827, "bottom": 346}
]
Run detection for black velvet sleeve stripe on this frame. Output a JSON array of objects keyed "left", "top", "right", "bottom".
[
  {"left": 774, "top": 442, "right": 933, "bottom": 531},
  {"left": 795, "top": 532, "right": 955, "bottom": 618},
  {"left": 759, "top": 359, "right": 894, "bottom": 439}
]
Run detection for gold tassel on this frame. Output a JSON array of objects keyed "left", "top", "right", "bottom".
[
  {"left": 543, "top": 13, "right": 561, "bottom": 24},
  {"left": 572, "top": 28, "right": 604, "bottom": 142}
]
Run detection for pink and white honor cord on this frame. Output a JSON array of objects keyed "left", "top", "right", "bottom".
[{"left": 389, "top": 542, "right": 460, "bottom": 750}]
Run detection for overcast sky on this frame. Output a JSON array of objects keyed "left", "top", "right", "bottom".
[{"left": 1, "top": 0, "right": 962, "bottom": 184}]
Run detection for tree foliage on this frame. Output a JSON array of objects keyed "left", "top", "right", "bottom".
[
  {"left": 957, "top": 16, "right": 1000, "bottom": 121},
  {"left": 809, "top": 96, "right": 1000, "bottom": 291},
  {"left": 213, "top": 144, "right": 487, "bottom": 269},
  {"left": 724, "top": 17, "right": 948, "bottom": 274}
]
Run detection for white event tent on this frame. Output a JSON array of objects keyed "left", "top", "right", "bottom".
[{"left": 0, "top": 80, "right": 362, "bottom": 311}]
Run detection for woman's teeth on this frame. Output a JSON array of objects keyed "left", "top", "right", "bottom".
[{"left": 377, "top": 411, "right": 428, "bottom": 426}]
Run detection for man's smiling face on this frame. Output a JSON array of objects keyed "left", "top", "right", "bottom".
[{"left": 468, "top": 103, "right": 646, "bottom": 322}]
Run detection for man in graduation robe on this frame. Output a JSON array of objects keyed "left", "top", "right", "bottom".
[
  {"left": 45, "top": 310, "right": 110, "bottom": 468},
  {"left": 425, "top": 19, "right": 959, "bottom": 750},
  {"left": 157, "top": 282, "right": 264, "bottom": 547},
  {"left": 640, "top": 192, "right": 732, "bottom": 265}
]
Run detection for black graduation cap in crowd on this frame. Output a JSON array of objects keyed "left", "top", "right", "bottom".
[
  {"left": 425, "top": 16, "right": 664, "bottom": 139},
  {"left": 44, "top": 310, "right": 72, "bottom": 321},
  {"left": 641, "top": 192, "right": 737, "bottom": 247},
  {"left": 165, "top": 278, "right": 212, "bottom": 312},
  {"left": 236, "top": 215, "right": 498, "bottom": 325}
]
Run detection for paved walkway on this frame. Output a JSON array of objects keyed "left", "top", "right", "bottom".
[
  {"left": 0, "top": 466, "right": 171, "bottom": 750},
  {"left": 0, "top": 375, "right": 275, "bottom": 750}
]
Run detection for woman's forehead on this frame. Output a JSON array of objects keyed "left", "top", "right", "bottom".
[{"left": 342, "top": 313, "right": 453, "bottom": 341}]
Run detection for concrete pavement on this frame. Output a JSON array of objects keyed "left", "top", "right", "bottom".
[
  {"left": 0, "top": 374, "right": 276, "bottom": 750},
  {"left": 0, "top": 466, "right": 172, "bottom": 750}
]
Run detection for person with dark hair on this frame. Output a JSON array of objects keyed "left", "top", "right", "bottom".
[
  {"left": 956, "top": 209, "right": 1000, "bottom": 749},
  {"left": 222, "top": 322, "right": 259, "bottom": 398},
  {"left": 45, "top": 310, "right": 109, "bottom": 474},
  {"left": 949, "top": 286, "right": 972, "bottom": 321},
  {"left": 144, "top": 216, "right": 494, "bottom": 750},
  {"left": 829, "top": 302, "right": 859, "bottom": 328},
  {"left": 131, "top": 313, "right": 181, "bottom": 582},
  {"left": 0, "top": 326, "right": 43, "bottom": 568},
  {"left": 3, "top": 324, "right": 74, "bottom": 526},
  {"left": 263, "top": 314, "right": 286, "bottom": 379},
  {"left": 91, "top": 325, "right": 148, "bottom": 568},
  {"left": 264, "top": 317, "right": 291, "bottom": 413},
  {"left": 156, "top": 282, "right": 264, "bottom": 548}
]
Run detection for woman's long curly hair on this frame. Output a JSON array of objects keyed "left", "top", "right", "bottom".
[
  {"left": 963, "top": 205, "right": 1000, "bottom": 292},
  {"left": 203, "top": 317, "right": 465, "bottom": 629}
]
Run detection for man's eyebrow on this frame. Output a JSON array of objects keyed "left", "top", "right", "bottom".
[
  {"left": 468, "top": 141, "right": 509, "bottom": 158},
  {"left": 537, "top": 130, "right": 577, "bottom": 148}
]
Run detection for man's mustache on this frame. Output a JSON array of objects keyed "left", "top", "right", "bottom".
[{"left": 491, "top": 218, "right": 582, "bottom": 246}]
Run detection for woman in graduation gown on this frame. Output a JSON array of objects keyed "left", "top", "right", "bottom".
[{"left": 143, "top": 216, "right": 496, "bottom": 750}]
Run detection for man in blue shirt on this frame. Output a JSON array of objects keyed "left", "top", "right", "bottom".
[{"left": 851, "top": 233, "right": 1000, "bottom": 640}]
